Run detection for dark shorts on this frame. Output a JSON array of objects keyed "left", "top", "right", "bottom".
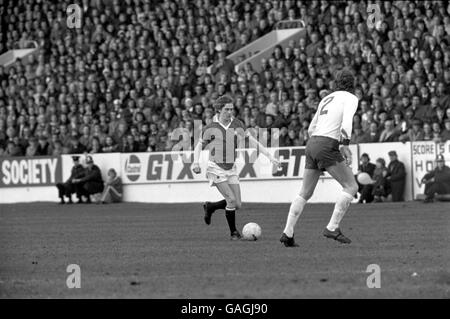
[{"left": 305, "top": 136, "right": 345, "bottom": 171}]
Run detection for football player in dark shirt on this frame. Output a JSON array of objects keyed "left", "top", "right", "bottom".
[{"left": 193, "top": 96, "right": 280, "bottom": 240}]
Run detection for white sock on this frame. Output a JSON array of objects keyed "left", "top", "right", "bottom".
[
  {"left": 327, "top": 191, "right": 354, "bottom": 231},
  {"left": 283, "top": 195, "right": 307, "bottom": 237}
]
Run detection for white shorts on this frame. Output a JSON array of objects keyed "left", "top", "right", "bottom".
[{"left": 206, "top": 161, "right": 239, "bottom": 187}]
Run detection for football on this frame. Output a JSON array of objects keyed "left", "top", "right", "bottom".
[
  {"left": 357, "top": 172, "right": 375, "bottom": 185},
  {"left": 242, "top": 223, "right": 262, "bottom": 241}
]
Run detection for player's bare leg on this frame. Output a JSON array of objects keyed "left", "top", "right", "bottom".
[
  {"left": 324, "top": 161, "right": 358, "bottom": 244},
  {"left": 228, "top": 183, "right": 242, "bottom": 210},
  {"left": 281, "top": 168, "right": 322, "bottom": 247},
  {"left": 216, "top": 181, "right": 242, "bottom": 240}
]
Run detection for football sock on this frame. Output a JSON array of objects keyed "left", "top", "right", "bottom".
[
  {"left": 327, "top": 191, "right": 354, "bottom": 231},
  {"left": 225, "top": 208, "right": 237, "bottom": 233},
  {"left": 209, "top": 199, "right": 227, "bottom": 212},
  {"left": 283, "top": 195, "right": 307, "bottom": 238}
]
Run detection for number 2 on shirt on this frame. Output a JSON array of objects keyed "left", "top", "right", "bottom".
[{"left": 319, "top": 96, "right": 334, "bottom": 115}]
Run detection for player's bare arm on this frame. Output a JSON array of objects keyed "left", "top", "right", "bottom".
[
  {"left": 340, "top": 128, "right": 353, "bottom": 166},
  {"left": 340, "top": 145, "right": 353, "bottom": 166},
  {"left": 247, "top": 134, "right": 280, "bottom": 167},
  {"left": 339, "top": 89, "right": 359, "bottom": 167},
  {"left": 192, "top": 140, "right": 203, "bottom": 174}
]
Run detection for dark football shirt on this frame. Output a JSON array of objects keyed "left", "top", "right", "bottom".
[{"left": 200, "top": 117, "right": 246, "bottom": 170}]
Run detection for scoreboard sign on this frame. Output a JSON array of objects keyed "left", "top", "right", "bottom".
[
  {"left": 411, "top": 140, "right": 450, "bottom": 198},
  {"left": 0, "top": 156, "right": 62, "bottom": 187}
]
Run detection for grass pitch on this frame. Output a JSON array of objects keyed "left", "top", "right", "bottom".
[{"left": 0, "top": 201, "right": 449, "bottom": 298}]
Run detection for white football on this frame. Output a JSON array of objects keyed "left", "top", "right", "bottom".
[
  {"left": 357, "top": 172, "right": 375, "bottom": 185},
  {"left": 242, "top": 222, "right": 262, "bottom": 241}
]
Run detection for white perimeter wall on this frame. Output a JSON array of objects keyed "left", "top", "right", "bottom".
[
  {"left": 124, "top": 178, "right": 343, "bottom": 204},
  {"left": 1, "top": 142, "right": 439, "bottom": 204},
  {"left": 0, "top": 178, "right": 342, "bottom": 204},
  {"left": 0, "top": 186, "right": 56, "bottom": 203}
]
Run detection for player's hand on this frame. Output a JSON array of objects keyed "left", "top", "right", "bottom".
[
  {"left": 270, "top": 156, "right": 281, "bottom": 170},
  {"left": 269, "top": 155, "right": 280, "bottom": 166},
  {"left": 192, "top": 163, "right": 201, "bottom": 174},
  {"left": 341, "top": 146, "right": 352, "bottom": 166}
]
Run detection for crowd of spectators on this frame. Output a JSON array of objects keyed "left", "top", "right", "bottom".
[{"left": 1, "top": 0, "right": 450, "bottom": 158}]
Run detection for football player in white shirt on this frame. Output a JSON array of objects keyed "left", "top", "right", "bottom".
[{"left": 280, "top": 69, "right": 360, "bottom": 247}]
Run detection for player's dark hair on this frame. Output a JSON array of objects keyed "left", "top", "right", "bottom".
[
  {"left": 213, "top": 95, "right": 234, "bottom": 114},
  {"left": 334, "top": 69, "right": 355, "bottom": 92}
]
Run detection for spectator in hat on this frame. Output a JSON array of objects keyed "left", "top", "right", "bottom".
[
  {"left": 386, "top": 150, "right": 407, "bottom": 202},
  {"left": 99, "top": 168, "right": 123, "bottom": 204},
  {"left": 55, "top": 155, "right": 85, "bottom": 204},
  {"left": 72, "top": 156, "right": 104, "bottom": 204},
  {"left": 422, "top": 155, "right": 450, "bottom": 203},
  {"left": 356, "top": 153, "right": 376, "bottom": 203}
]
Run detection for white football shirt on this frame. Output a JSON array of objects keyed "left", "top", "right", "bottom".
[{"left": 308, "top": 90, "right": 359, "bottom": 142}]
